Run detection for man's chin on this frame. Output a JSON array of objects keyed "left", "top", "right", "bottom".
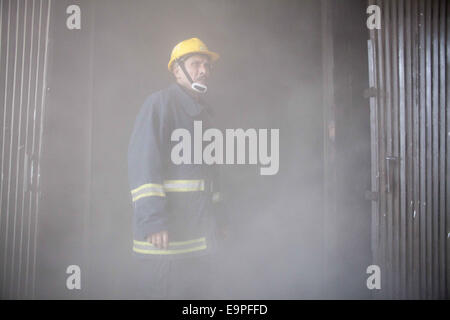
[{"left": 195, "top": 80, "right": 207, "bottom": 86}]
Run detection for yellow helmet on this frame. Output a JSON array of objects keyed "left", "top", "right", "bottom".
[{"left": 168, "top": 38, "right": 220, "bottom": 72}]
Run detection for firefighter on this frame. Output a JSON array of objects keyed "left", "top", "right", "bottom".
[{"left": 127, "top": 38, "right": 227, "bottom": 299}]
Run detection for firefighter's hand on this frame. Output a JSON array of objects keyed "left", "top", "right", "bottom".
[{"left": 147, "top": 230, "right": 169, "bottom": 249}]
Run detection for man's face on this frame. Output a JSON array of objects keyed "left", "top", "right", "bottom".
[{"left": 174, "top": 54, "right": 211, "bottom": 91}]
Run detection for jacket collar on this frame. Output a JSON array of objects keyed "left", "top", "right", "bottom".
[{"left": 171, "top": 82, "right": 206, "bottom": 117}]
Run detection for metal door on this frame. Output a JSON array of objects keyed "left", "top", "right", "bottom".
[
  {"left": 367, "top": 0, "right": 449, "bottom": 299},
  {"left": 0, "top": 0, "right": 52, "bottom": 299}
]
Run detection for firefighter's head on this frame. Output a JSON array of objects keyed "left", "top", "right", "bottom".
[
  {"left": 173, "top": 53, "right": 211, "bottom": 88},
  {"left": 168, "top": 38, "right": 219, "bottom": 94}
]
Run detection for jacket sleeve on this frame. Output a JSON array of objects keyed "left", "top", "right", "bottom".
[{"left": 128, "top": 95, "right": 168, "bottom": 240}]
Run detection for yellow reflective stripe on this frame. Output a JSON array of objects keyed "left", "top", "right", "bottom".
[
  {"left": 133, "top": 237, "right": 207, "bottom": 255},
  {"left": 131, "top": 183, "right": 164, "bottom": 194},
  {"left": 133, "top": 244, "right": 207, "bottom": 255},
  {"left": 132, "top": 192, "right": 166, "bottom": 202},
  {"left": 131, "top": 180, "right": 205, "bottom": 202},
  {"left": 163, "top": 179, "right": 203, "bottom": 184},
  {"left": 131, "top": 183, "right": 166, "bottom": 202},
  {"left": 133, "top": 237, "right": 206, "bottom": 247},
  {"left": 164, "top": 187, "right": 203, "bottom": 192},
  {"left": 163, "top": 179, "right": 205, "bottom": 192}
]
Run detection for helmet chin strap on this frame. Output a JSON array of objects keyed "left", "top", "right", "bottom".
[{"left": 176, "top": 58, "right": 208, "bottom": 94}]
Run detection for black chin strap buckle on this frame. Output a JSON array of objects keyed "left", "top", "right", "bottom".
[{"left": 176, "top": 58, "right": 194, "bottom": 83}]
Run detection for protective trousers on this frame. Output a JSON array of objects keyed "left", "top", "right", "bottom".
[{"left": 134, "top": 255, "right": 214, "bottom": 299}]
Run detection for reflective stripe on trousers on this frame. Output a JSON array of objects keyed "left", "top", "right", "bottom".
[{"left": 133, "top": 237, "right": 207, "bottom": 255}]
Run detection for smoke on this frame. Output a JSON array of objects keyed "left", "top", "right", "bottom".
[
  {"left": 68, "top": 0, "right": 326, "bottom": 299},
  {"left": 0, "top": 0, "right": 371, "bottom": 299}
]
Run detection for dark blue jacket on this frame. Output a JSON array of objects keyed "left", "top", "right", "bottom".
[{"left": 128, "top": 83, "right": 225, "bottom": 259}]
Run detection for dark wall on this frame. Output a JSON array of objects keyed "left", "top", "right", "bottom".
[
  {"left": 329, "top": 0, "right": 372, "bottom": 299},
  {"left": 36, "top": 0, "right": 95, "bottom": 299}
]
